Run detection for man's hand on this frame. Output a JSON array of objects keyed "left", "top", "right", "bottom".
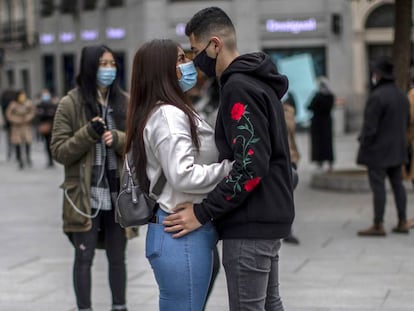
[{"left": 163, "top": 202, "right": 202, "bottom": 238}]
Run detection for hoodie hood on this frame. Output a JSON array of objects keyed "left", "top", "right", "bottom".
[{"left": 220, "top": 52, "right": 288, "bottom": 99}]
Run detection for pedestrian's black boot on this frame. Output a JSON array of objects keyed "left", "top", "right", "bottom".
[
  {"left": 15, "top": 144, "right": 24, "bottom": 169},
  {"left": 25, "top": 143, "right": 32, "bottom": 167}
]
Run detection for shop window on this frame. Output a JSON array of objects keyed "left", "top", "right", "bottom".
[
  {"left": 267, "top": 47, "right": 326, "bottom": 77},
  {"left": 365, "top": 4, "right": 395, "bottom": 28},
  {"left": 83, "top": 0, "right": 97, "bottom": 10},
  {"left": 60, "top": 0, "right": 77, "bottom": 14},
  {"left": 6, "top": 69, "right": 15, "bottom": 88},
  {"left": 106, "top": 0, "right": 124, "bottom": 7},
  {"left": 0, "top": 0, "right": 12, "bottom": 41},
  {"left": 266, "top": 47, "right": 327, "bottom": 126},
  {"left": 43, "top": 55, "right": 55, "bottom": 95},
  {"left": 21, "top": 69, "right": 30, "bottom": 97},
  {"left": 40, "top": 0, "right": 54, "bottom": 17}
]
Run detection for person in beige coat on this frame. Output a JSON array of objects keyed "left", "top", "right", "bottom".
[
  {"left": 5, "top": 90, "right": 35, "bottom": 169},
  {"left": 283, "top": 92, "right": 301, "bottom": 244}
]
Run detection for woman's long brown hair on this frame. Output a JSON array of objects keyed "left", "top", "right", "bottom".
[{"left": 125, "top": 39, "right": 200, "bottom": 191}]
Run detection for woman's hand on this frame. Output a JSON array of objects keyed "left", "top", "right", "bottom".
[{"left": 102, "top": 130, "right": 113, "bottom": 147}]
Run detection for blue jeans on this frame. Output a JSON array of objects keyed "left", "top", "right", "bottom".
[
  {"left": 222, "top": 239, "right": 284, "bottom": 311},
  {"left": 146, "top": 208, "right": 218, "bottom": 311}
]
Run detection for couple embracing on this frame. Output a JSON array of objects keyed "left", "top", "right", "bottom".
[{"left": 126, "top": 7, "right": 295, "bottom": 311}]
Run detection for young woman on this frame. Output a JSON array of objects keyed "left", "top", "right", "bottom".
[
  {"left": 51, "top": 45, "right": 134, "bottom": 311},
  {"left": 125, "top": 39, "right": 232, "bottom": 311}
]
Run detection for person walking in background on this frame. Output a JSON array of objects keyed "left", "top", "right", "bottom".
[
  {"left": 35, "top": 88, "right": 57, "bottom": 168},
  {"left": 357, "top": 56, "right": 409, "bottom": 237},
  {"left": 5, "top": 90, "right": 35, "bottom": 169},
  {"left": 126, "top": 39, "right": 232, "bottom": 310},
  {"left": 163, "top": 7, "right": 295, "bottom": 311},
  {"left": 405, "top": 72, "right": 414, "bottom": 229},
  {"left": 308, "top": 77, "right": 335, "bottom": 171},
  {"left": 283, "top": 92, "right": 300, "bottom": 245},
  {"left": 1, "top": 89, "right": 16, "bottom": 161},
  {"left": 51, "top": 45, "right": 134, "bottom": 311}
]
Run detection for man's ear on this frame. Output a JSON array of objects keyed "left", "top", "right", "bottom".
[{"left": 210, "top": 36, "right": 222, "bottom": 52}]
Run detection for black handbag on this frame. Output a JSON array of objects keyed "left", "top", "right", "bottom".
[{"left": 115, "top": 151, "right": 166, "bottom": 228}]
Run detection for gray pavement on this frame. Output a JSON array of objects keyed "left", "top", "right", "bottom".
[{"left": 1, "top": 130, "right": 414, "bottom": 311}]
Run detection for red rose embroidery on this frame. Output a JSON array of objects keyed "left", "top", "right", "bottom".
[
  {"left": 225, "top": 195, "right": 232, "bottom": 201},
  {"left": 232, "top": 138, "right": 237, "bottom": 144},
  {"left": 247, "top": 149, "right": 254, "bottom": 156},
  {"left": 244, "top": 177, "right": 261, "bottom": 192},
  {"left": 231, "top": 102, "right": 245, "bottom": 121}
]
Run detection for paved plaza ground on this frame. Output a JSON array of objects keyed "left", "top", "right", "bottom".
[{"left": 1, "top": 130, "right": 414, "bottom": 311}]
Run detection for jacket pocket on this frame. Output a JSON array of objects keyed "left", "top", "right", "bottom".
[{"left": 60, "top": 180, "right": 90, "bottom": 226}]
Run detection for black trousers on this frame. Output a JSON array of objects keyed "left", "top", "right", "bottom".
[
  {"left": 71, "top": 209, "right": 127, "bottom": 309},
  {"left": 367, "top": 166, "right": 407, "bottom": 224},
  {"left": 43, "top": 133, "right": 53, "bottom": 165}
]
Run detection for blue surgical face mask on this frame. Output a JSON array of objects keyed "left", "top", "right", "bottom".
[
  {"left": 41, "top": 93, "right": 51, "bottom": 102},
  {"left": 97, "top": 67, "right": 117, "bottom": 87},
  {"left": 177, "top": 61, "right": 198, "bottom": 92}
]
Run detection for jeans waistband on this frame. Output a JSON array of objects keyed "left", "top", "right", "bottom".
[{"left": 149, "top": 207, "right": 169, "bottom": 224}]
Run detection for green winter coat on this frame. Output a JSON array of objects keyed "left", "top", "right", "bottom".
[{"left": 51, "top": 88, "right": 137, "bottom": 239}]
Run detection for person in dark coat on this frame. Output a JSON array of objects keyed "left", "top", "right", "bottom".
[
  {"left": 35, "top": 89, "right": 57, "bottom": 167},
  {"left": 1, "top": 89, "right": 17, "bottom": 160},
  {"left": 308, "top": 77, "right": 335, "bottom": 171},
  {"left": 357, "top": 56, "right": 410, "bottom": 236}
]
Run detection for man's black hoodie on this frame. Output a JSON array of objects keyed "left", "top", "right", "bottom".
[{"left": 194, "top": 52, "right": 295, "bottom": 239}]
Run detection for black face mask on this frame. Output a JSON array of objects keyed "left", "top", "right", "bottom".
[{"left": 193, "top": 41, "right": 217, "bottom": 78}]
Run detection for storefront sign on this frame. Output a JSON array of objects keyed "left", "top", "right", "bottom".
[{"left": 266, "top": 18, "right": 317, "bottom": 34}]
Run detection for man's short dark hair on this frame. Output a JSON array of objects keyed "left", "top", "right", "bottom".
[{"left": 185, "top": 7, "right": 235, "bottom": 41}]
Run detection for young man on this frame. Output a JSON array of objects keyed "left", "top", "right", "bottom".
[
  {"left": 163, "top": 7, "right": 295, "bottom": 310},
  {"left": 357, "top": 56, "right": 410, "bottom": 236}
]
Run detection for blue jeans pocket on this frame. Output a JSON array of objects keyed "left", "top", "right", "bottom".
[{"left": 145, "top": 223, "right": 164, "bottom": 260}]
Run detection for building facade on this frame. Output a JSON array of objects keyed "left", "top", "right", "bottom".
[{"left": 0, "top": 0, "right": 410, "bottom": 131}]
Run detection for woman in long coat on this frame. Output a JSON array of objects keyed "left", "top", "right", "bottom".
[
  {"left": 308, "top": 78, "right": 335, "bottom": 170},
  {"left": 5, "top": 90, "right": 35, "bottom": 169}
]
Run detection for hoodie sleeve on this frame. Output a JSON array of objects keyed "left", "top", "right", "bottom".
[{"left": 193, "top": 79, "right": 272, "bottom": 224}]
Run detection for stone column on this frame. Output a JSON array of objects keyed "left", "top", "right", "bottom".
[{"left": 232, "top": 0, "right": 260, "bottom": 53}]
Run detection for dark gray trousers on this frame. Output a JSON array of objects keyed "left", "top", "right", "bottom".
[
  {"left": 368, "top": 165, "right": 407, "bottom": 224},
  {"left": 222, "top": 239, "right": 284, "bottom": 311}
]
